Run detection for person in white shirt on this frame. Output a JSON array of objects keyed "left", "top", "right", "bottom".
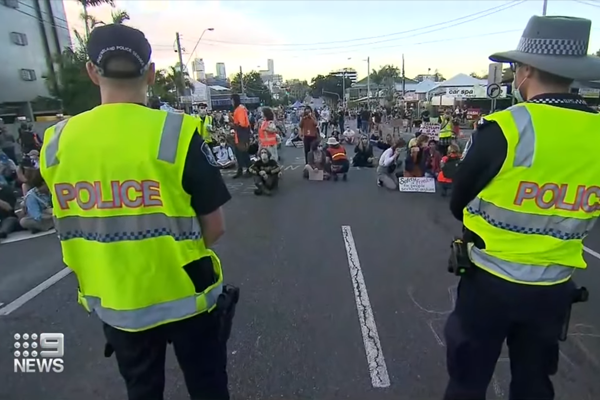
[
  {"left": 213, "top": 138, "right": 236, "bottom": 169},
  {"left": 377, "top": 138, "right": 406, "bottom": 190},
  {"left": 320, "top": 108, "right": 330, "bottom": 136}
]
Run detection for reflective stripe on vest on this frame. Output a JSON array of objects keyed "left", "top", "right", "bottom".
[
  {"left": 467, "top": 105, "right": 585, "bottom": 284},
  {"left": 55, "top": 214, "right": 201, "bottom": 242},
  {"left": 45, "top": 113, "right": 201, "bottom": 243},
  {"left": 82, "top": 281, "right": 223, "bottom": 330}
]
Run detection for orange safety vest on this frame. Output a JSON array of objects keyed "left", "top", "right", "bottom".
[
  {"left": 258, "top": 120, "right": 278, "bottom": 147},
  {"left": 327, "top": 146, "right": 347, "bottom": 161}
]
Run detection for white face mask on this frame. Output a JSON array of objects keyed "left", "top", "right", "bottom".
[
  {"left": 199, "top": 109, "right": 207, "bottom": 116},
  {"left": 260, "top": 154, "right": 269, "bottom": 162},
  {"left": 512, "top": 76, "right": 527, "bottom": 103}
]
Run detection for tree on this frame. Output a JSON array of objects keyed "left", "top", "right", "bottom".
[
  {"left": 282, "top": 80, "right": 310, "bottom": 102},
  {"left": 595, "top": 49, "right": 600, "bottom": 57},
  {"left": 309, "top": 74, "right": 351, "bottom": 102},
  {"left": 433, "top": 69, "right": 446, "bottom": 82},
  {"left": 470, "top": 72, "right": 486, "bottom": 79},
  {"left": 369, "top": 65, "right": 400, "bottom": 100},
  {"left": 44, "top": 1, "right": 131, "bottom": 115},
  {"left": 230, "top": 71, "right": 273, "bottom": 105}
]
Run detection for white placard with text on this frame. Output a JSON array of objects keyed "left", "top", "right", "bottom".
[{"left": 398, "top": 177, "right": 436, "bottom": 193}]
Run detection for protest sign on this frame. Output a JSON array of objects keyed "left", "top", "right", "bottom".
[
  {"left": 308, "top": 169, "right": 324, "bottom": 181},
  {"left": 420, "top": 123, "right": 440, "bottom": 140},
  {"left": 398, "top": 177, "right": 436, "bottom": 193}
]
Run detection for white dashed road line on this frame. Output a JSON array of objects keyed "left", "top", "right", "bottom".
[
  {"left": 0, "top": 268, "right": 72, "bottom": 316},
  {"left": 341, "top": 225, "right": 391, "bottom": 388},
  {"left": 584, "top": 246, "right": 600, "bottom": 260}
]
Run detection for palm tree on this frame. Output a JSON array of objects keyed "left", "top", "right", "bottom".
[
  {"left": 77, "top": 0, "right": 115, "bottom": 36},
  {"left": 167, "top": 64, "right": 194, "bottom": 97},
  {"left": 110, "top": 9, "right": 130, "bottom": 24}
]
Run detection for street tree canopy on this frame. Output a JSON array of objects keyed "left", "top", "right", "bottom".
[
  {"left": 230, "top": 71, "right": 273, "bottom": 105},
  {"left": 309, "top": 74, "right": 351, "bottom": 101}
]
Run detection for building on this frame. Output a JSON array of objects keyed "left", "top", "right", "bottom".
[
  {"left": 0, "top": 0, "right": 72, "bottom": 117},
  {"left": 216, "top": 62, "right": 226, "bottom": 79},
  {"left": 192, "top": 58, "right": 206, "bottom": 81},
  {"left": 267, "top": 59, "right": 274, "bottom": 75},
  {"left": 332, "top": 68, "right": 357, "bottom": 84}
]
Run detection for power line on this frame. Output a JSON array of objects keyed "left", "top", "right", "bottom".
[
  {"left": 194, "top": 0, "right": 524, "bottom": 54},
  {"left": 575, "top": 0, "right": 600, "bottom": 7},
  {"left": 191, "top": 1, "right": 523, "bottom": 48}
]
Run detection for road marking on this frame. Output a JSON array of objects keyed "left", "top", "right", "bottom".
[
  {"left": 0, "top": 268, "right": 72, "bottom": 316},
  {"left": 584, "top": 246, "right": 600, "bottom": 260},
  {"left": 341, "top": 225, "right": 390, "bottom": 388},
  {"left": 1, "top": 229, "right": 56, "bottom": 244}
]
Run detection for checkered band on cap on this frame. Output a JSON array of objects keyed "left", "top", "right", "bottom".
[{"left": 517, "top": 37, "right": 588, "bottom": 56}]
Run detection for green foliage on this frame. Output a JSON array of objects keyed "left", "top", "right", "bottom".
[
  {"left": 595, "top": 49, "right": 600, "bottom": 57},
  {"left": 309, "top": 74, "right": 350, "bottom": 101},
  {"left": 230, "top": 71, "right": 273, "bottom": 105}
]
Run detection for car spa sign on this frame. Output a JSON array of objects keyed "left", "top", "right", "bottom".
[{"left": 444, "top": 87, "right": 476, "bottom": 98}]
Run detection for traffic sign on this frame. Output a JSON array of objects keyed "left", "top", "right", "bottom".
[
  {"left": 487, "top": 83, "right": 501, "bottom": 99},
  {"left": 488, "top": 62, "right": 503, "bottom": 85}
]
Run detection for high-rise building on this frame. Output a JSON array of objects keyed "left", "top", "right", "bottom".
[
  {"left": 0, "top": 0, "right": 72, "bottom": 106},
  {"left": 192, "top": 58, "right": 206, "bottom": 81},
  {"left": 267, "top": 59, "right": 274, "bottom": 75},
  {"left": 216, "top": 62, "right": 226, "bottom": 79},
  {"left": 332, "top": 68, "right": 357, "bottom": 84}
]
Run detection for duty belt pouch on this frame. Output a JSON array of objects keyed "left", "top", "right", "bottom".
[
  {"left": 216, "top": 285, "right": 240, "bottom": 344},
  {"left": 448, "top": 238, "right": 471, "bottom": 276}
]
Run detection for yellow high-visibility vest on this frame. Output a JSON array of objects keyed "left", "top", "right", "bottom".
[
  {"left": 463, "top": 103, "right": 600, "bottom": 285},
  {"left": 439, "top": 117, "right": 453, "bottom": 138},
  {"left": 40, "top": 104, "right": 223, "bottom": 331},
  {"left": 197, "top": 115, "right": 213, "bottom": 143}
]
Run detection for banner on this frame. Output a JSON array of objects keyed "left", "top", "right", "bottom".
[
  {"left": 420, "top": 123, "right": 440, "bottom": 140},
  {"left": 398, "top": 177, "right": 436, "bottom": 193}
]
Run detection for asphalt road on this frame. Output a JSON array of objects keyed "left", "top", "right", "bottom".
[{"left": 1, "top": 144, "right": 599, "bottom": 400}]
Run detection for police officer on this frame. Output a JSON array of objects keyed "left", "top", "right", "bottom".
[
  {"left": 445, "top": 16, "right": 600, "bottom": 400},
  {"left": 40, "top": 24, "right": 233, "bottom": 400},
  {"left": 196, "top": 102, "right": 214, "bottom": 145}
]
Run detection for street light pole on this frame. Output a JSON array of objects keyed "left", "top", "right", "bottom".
[
  {"left": 366, "top": 56, "right": 371, "bottom": 110},
  {"left": 542, "top": 0, "right": 548, "bottom": 15},
  {"left": 184, "top": 27, "right": 215, "bottom": 69}
]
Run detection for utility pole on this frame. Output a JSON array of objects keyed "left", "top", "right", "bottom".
[
  {"left": 239, "top": 66, "right": 244, "bottom": 95},
  {"left": 366, "top": 56, "right": 371, "bottom": 110},
  {"left": 175, "top": 32, "right": 187, "bottom": 109},
  {"left": 401, "top": 54, "right": 406, "bottom": 98},
  {"left": 542, "top": 0, "right": 548, "bottom": 15},
  {"left": 342, "top": 68, "right": 346, "bottom": 107}
]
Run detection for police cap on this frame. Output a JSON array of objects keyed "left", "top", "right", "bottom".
[{"left": 87, "top": 24, "right": 152, "bottom": 79}]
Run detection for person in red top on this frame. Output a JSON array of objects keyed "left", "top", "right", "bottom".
[
  {"left": 299, "top": 106, "right": 319, "bottom": 163},
  {"left": 437, "top": 143, "right": 461, "bottom": 197},
  {"left": 258, "top": 107, "right": 279, "bottom": 162},
  {"left": 325, "top": 137, "right": 349, "bottom": 181},
  {"left": 232, "top": 94, "right": 252, "bottom": 178}
]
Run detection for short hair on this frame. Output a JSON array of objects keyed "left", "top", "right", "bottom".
[
  {"left": 535, "top": 69, "right": 573, "bottom": 87},
  {"left": 262, "top": 107, "right": 274, "bottom": 121},
  {"left": 98, "top": 58, "right": 145, "bottom": 86}
]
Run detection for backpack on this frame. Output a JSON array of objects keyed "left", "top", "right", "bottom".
[{"left": 441, "top": 156, "right": 461, "bottom": 179}]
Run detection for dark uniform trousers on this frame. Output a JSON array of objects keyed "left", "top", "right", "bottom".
[
  {"left": 103, "top": 310, "right": 229, "bottom": 400},
  {"left": 444, "top": 267, "right": 573, "bottom": 400}
]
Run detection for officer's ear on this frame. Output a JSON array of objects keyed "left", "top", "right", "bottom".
[
  {"left": 146, "top": 62, "right": 156, "bottom": 86},
  {"left": 86, "top": 61, "right": 101, "bottom": 86}
]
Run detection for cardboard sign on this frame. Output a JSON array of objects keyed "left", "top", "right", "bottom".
[
  {"left": 420, "top": 123, "right": 440, "bottom": 140},
  {"left": 308, "top": 169, "right": 324, "bottom": 181},
  {"left": 398, "top": 177, "right": 436, "bottom": 193}
]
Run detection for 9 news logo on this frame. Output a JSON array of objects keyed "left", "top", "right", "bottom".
[{"left": 13, "top": 333, "right": 64, "bottom": 373}]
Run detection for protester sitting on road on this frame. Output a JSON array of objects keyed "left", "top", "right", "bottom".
[
  {"left": 437, "top": 144, "right": 461, "bottom": 197},
  {"left": 249, "top": 148, "right": 281, "bottom": 196},
  {"left": 303, "top": 140, "right": 328, "bottom": 180},
  {"left": 16, "top": 154, "right": 38, "bottom": 196},
  {"left": 404, "top": 134, "right": 428, "bottom": 177},
  {"left": 424, "top": 140, "right": 442, "bottom": 178},
  {"left": 0, "top": 179, "right": 19, "bottom": 239},
  {"left": 375, "top": 134, "right": 393, "bottom": 151},
  {"left": 353, "top": 137, "right": 374, "bottom": 167},
  {"left": 377, "top": 138, "right": 406, "bottom": 190},
  {"left": 213, "top": 137, "right": 236, "bottom": 169},
  {"left": 0, "top": 122, "right": 17, "bottom": 163},
  {"left": 325, "top": 137, "right": 349, "bottom": 181},
  {"left": 343, "top": 128, "right": 357, "bottom": 144},
  {"left": 19, "top": 170, "right": 53, "bottom": 233}
]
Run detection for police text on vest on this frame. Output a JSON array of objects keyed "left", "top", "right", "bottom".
[{"left": 55, "top": 180, "right": 163, "bottom": 210}]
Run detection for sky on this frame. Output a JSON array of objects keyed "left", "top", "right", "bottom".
[{"left": 62, "top": 0, "right": 600, "bottom": 82}]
